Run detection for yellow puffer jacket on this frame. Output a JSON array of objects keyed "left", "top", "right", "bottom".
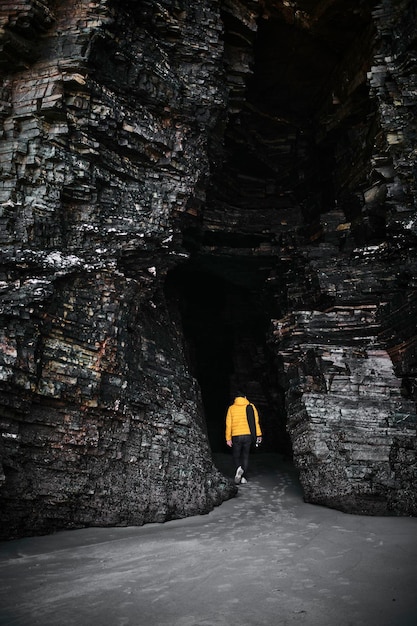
[{"left": 225, "top": 396, "right": 262, "bottom": 440}]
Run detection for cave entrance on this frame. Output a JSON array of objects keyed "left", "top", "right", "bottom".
[{"left": 165, "top": 260, "right": 290, "bottom": 456}]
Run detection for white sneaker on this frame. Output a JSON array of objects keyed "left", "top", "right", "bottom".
[
  {"left": 240, "top": 477, "right": 248, "bottom": 484},
  {"left": 234, "top": 466, "right": 244, "bottom": 484}
]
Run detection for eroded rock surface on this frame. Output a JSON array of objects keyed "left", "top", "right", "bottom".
[
  {"left": 0, "top": 0, "right": 237, "bottom": 539},
  {"left": 0, "top": 0, "right": 416, "bottom": 539}
]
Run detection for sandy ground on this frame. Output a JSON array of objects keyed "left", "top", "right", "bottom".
[{"left": 1, "top": 453, "right": 417, "bottom": 626}]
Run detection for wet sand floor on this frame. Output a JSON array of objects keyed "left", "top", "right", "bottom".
[{"left": 1, "top": 453, "right": 417, "bottom": 626}]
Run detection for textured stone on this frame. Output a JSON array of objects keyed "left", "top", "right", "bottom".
[
  {"left": 0, "top": 0, "right": 236, "bottom": 540},
  {"left": 270, "top": 304, "right": 417, "bottom": 515},
  {"left": 0, "top": 0, "right": 417, "bottom": 540}
]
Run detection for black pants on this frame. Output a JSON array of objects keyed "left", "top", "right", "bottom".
[{"left": 232, "top": 434, "right": 252, "bottom": 475}]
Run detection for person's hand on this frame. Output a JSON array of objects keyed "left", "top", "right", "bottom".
[
  {"left": 256, "top": 437, "right": 262, "bottom": 444},
  {"left": 226, "top": 440, "right": 232, "bottom": 447}
]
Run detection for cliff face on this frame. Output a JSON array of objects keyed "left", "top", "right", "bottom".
[
  {"left": 0, "top": 0, "right": 416, "bottom": 539},
  {"left": 0, "top": 0, "right": 238, "bottom": 539},
  {"left": 267, "top": 0, "right": 417, "bottom": 515}
]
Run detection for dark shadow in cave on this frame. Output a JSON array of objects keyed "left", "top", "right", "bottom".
[{"left": 164, "top": 262, "right": 292, "bottom": 458}]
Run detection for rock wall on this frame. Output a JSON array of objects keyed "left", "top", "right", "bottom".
[
  {"left": 0, "top": 0, "right": 237, "bottom": 540},
  {"left": 269, "top": 0, "right": 417, "bottom": 515},
  {"left": 0, "top": 0, "right": 416, "bottom": 539},
  {"left": 270, "top": 305, "right": 417, "bottom": 515}
]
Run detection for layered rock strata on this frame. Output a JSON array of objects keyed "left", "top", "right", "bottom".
[
  {"left": 0, "top": 0, "right": 416, "bottom": 540},
  {"left": 267, "top": 0, "right": 417, "bottom": 515},
  {"left": 0, "top": 0, "right": 238, "bottom": 539}
]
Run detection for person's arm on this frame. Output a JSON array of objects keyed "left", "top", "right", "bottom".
[
  {"left": 254, "top": 405, "right": 262, "bottom": 440},
  {"left": 225, "top": 407, "right": 233, "bottom": 446}
]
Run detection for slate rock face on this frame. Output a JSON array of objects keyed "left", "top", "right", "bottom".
[
  {"left": 0, "top": 0, "right": 237, "bottom": 539},
  {"left": 0, "top": 0, "right": 416, "bottom": 539},
  {"left": 267, "top": 0, "right": 417, "bottom": 516},
  {"left": 270, "top": 306, "right": 417, "bottom": 515}
]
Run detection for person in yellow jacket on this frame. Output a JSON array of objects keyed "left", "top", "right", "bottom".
[{"left": 225, "top": 391, "right": 262, "bottom": 484}]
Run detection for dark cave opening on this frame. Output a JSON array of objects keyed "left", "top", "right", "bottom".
[
  {"left": 165, "top": 262, "right": 291, "bottom": 457},
  {"left": 163, "top": 1, "right": 379, "bottom": 468}
]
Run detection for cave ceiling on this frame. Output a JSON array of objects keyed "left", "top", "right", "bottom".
[{"left": 193, "top": 0, "right": 379, "bottom": 296}]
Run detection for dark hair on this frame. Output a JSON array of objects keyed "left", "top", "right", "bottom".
[{"left": 235, "top": 390, "right": 246, "bottom": 398}]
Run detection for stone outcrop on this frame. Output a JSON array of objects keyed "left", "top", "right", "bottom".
[
  {"left": 266, "top": 0, "right": 417, "bottom": 515},
  {"left": 270, "top": 305, "right": 417, "bottom": 515},
  {"left": 0, "top": 0, "right": 238, "bottom": 539},
  {"left": 0, "top": 0, "right": 416, "bottom": 539}
]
